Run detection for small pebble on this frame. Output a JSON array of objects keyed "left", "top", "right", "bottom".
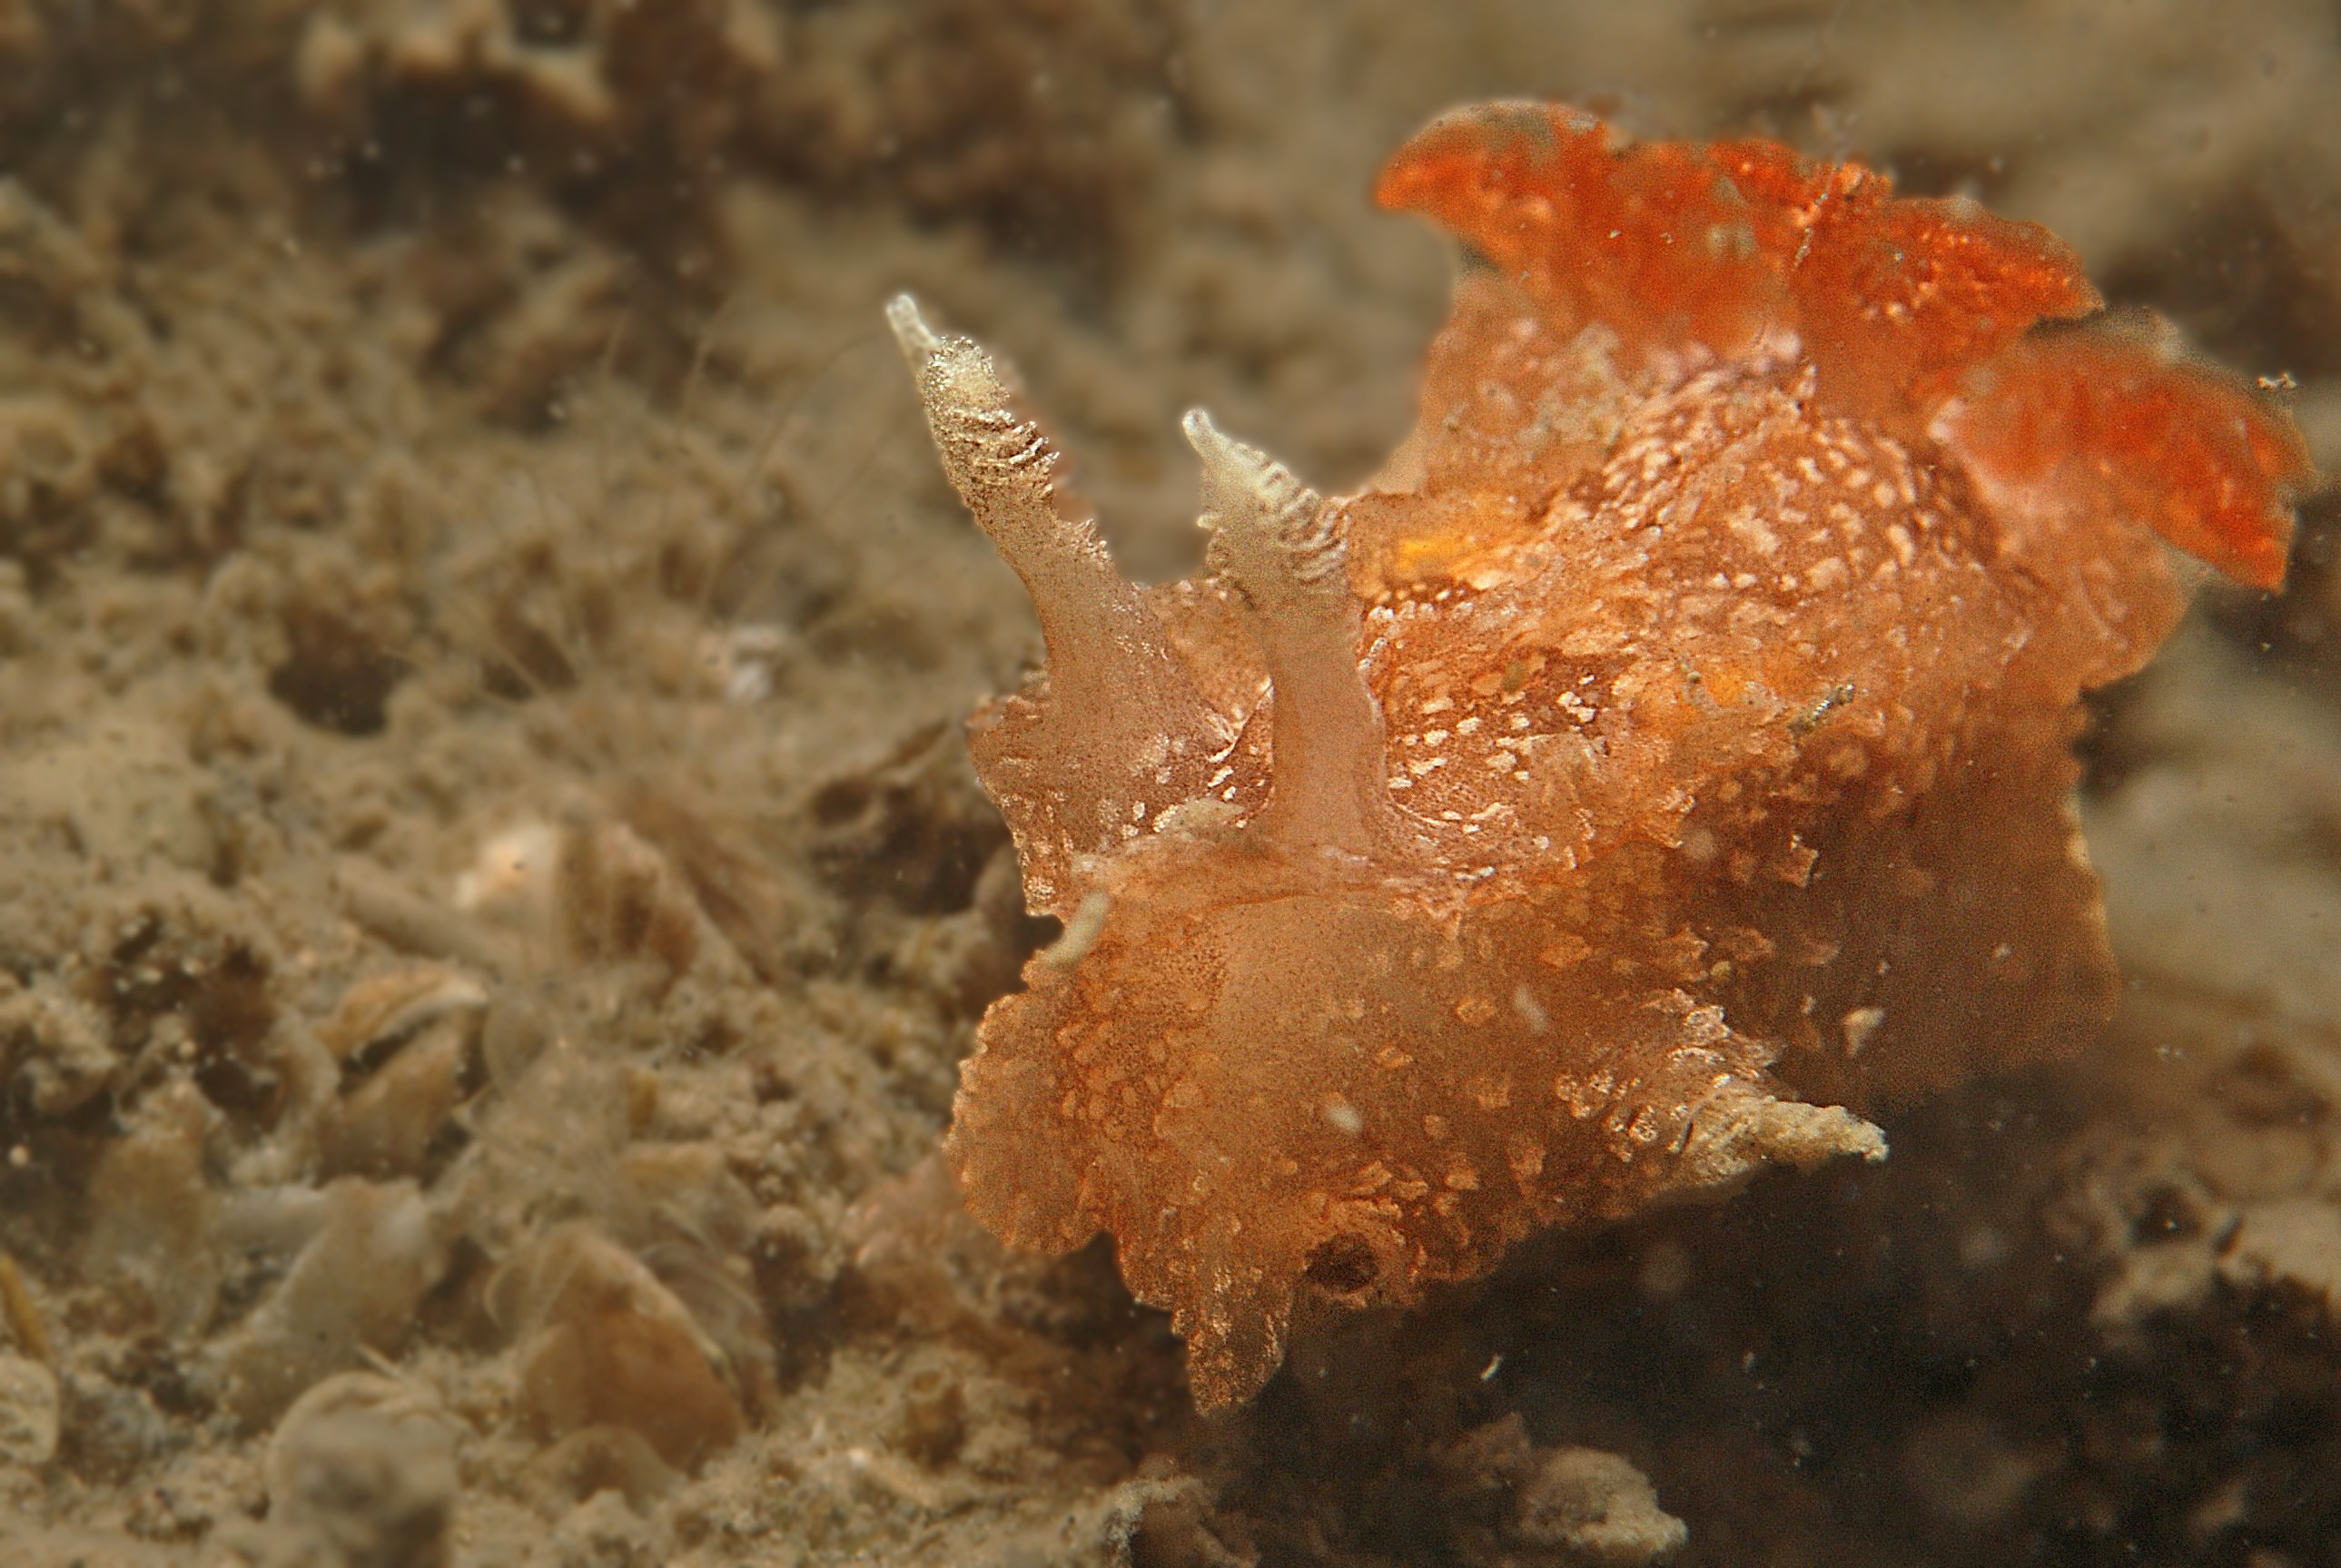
[{"left": 0, "top": 1352, "right": 61, "bottom": 1464}]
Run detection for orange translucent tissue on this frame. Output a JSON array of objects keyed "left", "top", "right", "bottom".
[{"left": 888, "top": 102, "right": 2316, "bottom": 1411}]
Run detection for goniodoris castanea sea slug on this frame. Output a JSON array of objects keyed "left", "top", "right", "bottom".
[{"left": 887, "top": 102, "right": 2314, "bottom": 1411}]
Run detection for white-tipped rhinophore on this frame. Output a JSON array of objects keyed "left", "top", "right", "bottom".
[
  {"left": 886, "top": 291, "right": 1188, "bottom": 688},
  {"left": 1184, "top": 409, "right": 1345, "bottom": 600},
  {"left": 887, "top": 294, "right": 1083, "bottom": 587},
  {"left": 887, "top": 295, "right": 1223, "bottom": 909},
  {"left": 1183, "top": 409, "right": 1393, "bottom": 855},
  {"left": 883, "top": 294, "right": 943, "bottom": 359}
]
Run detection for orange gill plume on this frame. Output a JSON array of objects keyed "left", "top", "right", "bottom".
[{"left": 884, "top": 100, "right": 2315, "bottom": 1413}]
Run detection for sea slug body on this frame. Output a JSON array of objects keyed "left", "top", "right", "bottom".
[{"left": 888, "top": 102, "right": 2315, "bottom": 1411}]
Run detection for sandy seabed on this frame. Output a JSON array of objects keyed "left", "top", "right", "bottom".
[{"left": 0, "top": 2, "right": 2338, "bottom": 1564}]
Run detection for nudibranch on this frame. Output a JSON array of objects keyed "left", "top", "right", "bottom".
[{"left": 887, "top": 102, "right": 2313, "bottom": 1412}]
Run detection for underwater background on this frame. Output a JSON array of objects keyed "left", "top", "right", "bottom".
[{"left": 0, "top": 1, "right": 2336, "bottom": 1563}]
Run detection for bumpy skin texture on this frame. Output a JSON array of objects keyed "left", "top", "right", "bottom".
[{"left": 889, "top": 103, "right": 2314, "bottom": 1412}]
